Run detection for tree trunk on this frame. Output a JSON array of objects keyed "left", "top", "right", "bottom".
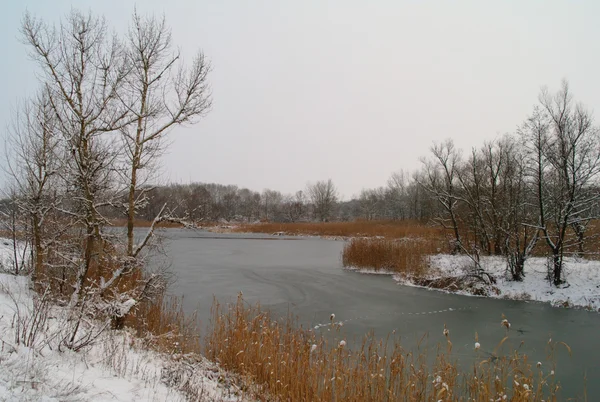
[
  {"left": 32, "top": 214, "right": 43, "bottom": 280},
  {"left": 552, "top": 248, "right": 563, "bottom": 286},
  {"left": 127, "top": 164, "right": 137, "bottom": 256},
  {"left": 572, "top": 222, "right": 585, "bottom": 255}
]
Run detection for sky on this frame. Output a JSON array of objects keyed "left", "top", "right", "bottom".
[{"left": 1, "top": 1, "right": 599, "bottom": 199}]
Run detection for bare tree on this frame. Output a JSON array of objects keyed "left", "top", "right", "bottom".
[
  {"left": 456, "top": 147, "right": 491, "bottom": 254},
  {"left": 261, "top": 189, "right": 282, "bottom": 221},
  {"left": 121, "top": 11, "right": 211, "bottom": 257},
  {"left": 419, "top": 140, "right": 463, "bottom": 254},
  {"left": 307, "top": 179, "right": 338, "bottom": 222},
  {"left": 387, "top": 170, "right": 410, "bottom": 220},
  {"left": 4, "top": 92, "right": 62, "bottom": 278},
  {"left": 497, "top": 135, "right": 539, "bottom": 280},
  {"left": 358, "top": 188, "right": 384, "bottom": 220},
  {"left": 524, "top": 81, "right": 600, "bottom": 285},
  {"left": 282, "top": 191, "right": 305, "bottom": 222},
  {"left": 22, "top": 10, "right": 132, "bottom": 305}
]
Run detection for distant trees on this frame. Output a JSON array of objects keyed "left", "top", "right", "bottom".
[
  {"left": 281, "top": 191, "right": 305, "bottom": 222},
  {"left": 261, "top": 189, "right": 283, "bottom": 221},
  {"left": 307, "top": 179, "right": 338, "bottom": 222}
]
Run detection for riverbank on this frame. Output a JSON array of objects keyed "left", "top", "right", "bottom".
[
  {"left": 348, "top": 254, "right": 600, "bottom": 311},
  {"left": 221, "top": 220, "right": 440, "bottom": 239},
  {"left": 209, "top": 225, "right": 600, "bottom": 312},
  {"left": 0, "top": 239, "right": 252, "bottom": 401},
  {"left": 0, "top": 271, "right": 251, "bottom": 401}
]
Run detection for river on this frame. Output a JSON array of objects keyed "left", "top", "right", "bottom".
[{"left": 156, "top": 228, "right": 599, "bottom": 399}]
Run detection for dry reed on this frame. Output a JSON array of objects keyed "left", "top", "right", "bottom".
[
  {"left": 205, "top": 294, "right": 566, "bottom": 402},
  {"left": 342, "top": 236, "right": 444, "bottom": 275},
  {"left": 236, "top": 220, "right": 442, "bottom": 239}
]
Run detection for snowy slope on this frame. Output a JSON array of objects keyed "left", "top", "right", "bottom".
[{"left": 0, "top": 238, "right": 249, "bottom": 401}]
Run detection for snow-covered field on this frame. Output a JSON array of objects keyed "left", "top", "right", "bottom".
[
  {"left": 393, "top": 254, "right": 600, "bottom": 311},
  {"left": 0, "top": 239, "right": 249, "bottom": 401}
]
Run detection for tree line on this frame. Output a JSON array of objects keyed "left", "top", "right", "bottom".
[{"left": 122, "top": 176, "right": 433, "bottom": 224}]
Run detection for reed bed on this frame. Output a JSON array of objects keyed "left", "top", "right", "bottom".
[
  {"left": 342, "top": 236, "right": 444, "bottom": 275},
  {"left": 205, "top": 294, "right": 565, "bottom": 402},
  {"left": 235, "top": 220, "right": 442, "bottom": 239}
]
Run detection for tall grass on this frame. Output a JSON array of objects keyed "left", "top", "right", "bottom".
[
  {"left": 126, "top": 294, "right": 203, "bottom": 355},
  {"left": 236, "top": 220, "right": 442, "bottom": 239},
  {"left": 342, "top": 237, "right": 444, "bottom": 275},
  {"left": 205, "top": 294, "right": 565, "bottom": 401}
]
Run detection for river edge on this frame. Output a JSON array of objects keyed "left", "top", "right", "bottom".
[
  {"left": 0, "top": 238, "right": 256, "bottom": 401},
  {"left": 347, "top": 253, "right": 600, "bottom": 312},
  {"left": 206, "top": 226, "right": 600, "bottom": 312}
]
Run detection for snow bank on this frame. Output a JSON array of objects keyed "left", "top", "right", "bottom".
[
  {"left": 0, "top": 273, "right": 251, "bottom": 401},
  {"left": 392, "top": 254, "right": 600, "bottom": 311},
  {"left": 0, "top": 238, "right": 251, "bottom": 401}
]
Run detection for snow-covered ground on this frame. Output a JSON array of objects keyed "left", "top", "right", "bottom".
[
  {"left": 0, "top": 239, "right": 250, "bottom": 401},
  {"left": 0, "top": 238, "right": 24, "bottom": 273},
  {"left": 391, "top": 254, "right": 600, "bottom": 311}
]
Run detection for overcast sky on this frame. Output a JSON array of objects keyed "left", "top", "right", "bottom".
[{"left": 1, "top": 1, "right": 599, "bottom": 198}]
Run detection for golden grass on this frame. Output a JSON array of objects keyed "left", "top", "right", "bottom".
[
  {"left": 342, "top": 237, "right": 444, "bottom": 275},
  {"left": 204, "top": 294, "right": 565, "bottom": 401},
  {"left": 235, "top": 220, "right": 442, "bottom": 239}
]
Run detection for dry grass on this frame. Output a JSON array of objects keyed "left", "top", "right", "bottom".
[
  {"left": 126, "top": 294, "right": 202, "bottom": 355},
  {"left": 110, "top": 218, "right": 185, "bottom": 228},
  {"left": 205, "top": 294, "right": 566, "bottom": 402},
  {"left": 235, "top": 220, "right": 442, "bottom": 239},
  {"left": 342, "top": 236, "right": 445, "bottom": 275}
]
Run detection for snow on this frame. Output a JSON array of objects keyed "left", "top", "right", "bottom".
[
  {"left": 0, "top": 239, "right": 250, "bottom": 401},
  {"left": 392, "top": 254, "right": 600, "bottom": 311},
  {"left": 0, "top": 239, "right": 23, "bottom": 273}
]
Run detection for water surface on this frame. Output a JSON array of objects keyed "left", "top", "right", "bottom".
[{"left": 159, "top": 228, "right": 599, "bottom": 399}]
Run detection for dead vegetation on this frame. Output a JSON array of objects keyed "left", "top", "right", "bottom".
[
  {"left": 342, "top": 236, "right": 444, "bottom": 275},
  {"left": 235, "top": 220, "right": 442, "bottom": 239},
  {"left": 204, "top": 294, "right": 569, "bottom": 402}
]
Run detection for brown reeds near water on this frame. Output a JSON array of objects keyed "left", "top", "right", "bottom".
[
  {"left": 126, "top": 294, "right": 203, "bottom": 355},
  {"left": 236, "top": 220, "right": 442, "bottom": 239},
  {"left": 342, "top": 236, "right": 444, "bottom": 275},
  {"left": 204, "top": 294, "right": 564, "bottom": 401}
]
